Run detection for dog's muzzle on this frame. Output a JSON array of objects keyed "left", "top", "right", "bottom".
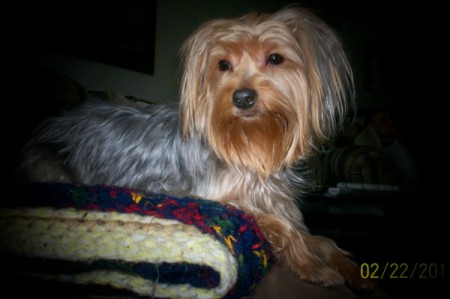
[{"left": 232, "top": 88, "right": 257, "bottom": 109}]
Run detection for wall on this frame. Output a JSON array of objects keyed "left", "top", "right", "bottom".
[
  {"left": 13, "top": 0, "right": 423, "bottom": 112},
  {"left": 19, "top": 0, "right": 292, "bottom": 103}
]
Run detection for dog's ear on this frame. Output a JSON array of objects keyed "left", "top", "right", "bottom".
[
  {"left": 274, "top": 7, "right": 355, "bottom": 142},
  {"left": 179, "top": 23, "right": 214, "bottom": 138}
]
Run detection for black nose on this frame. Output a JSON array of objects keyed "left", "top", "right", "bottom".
[{"left": 232, "top": 88, "right": 257, "bottom": 109}]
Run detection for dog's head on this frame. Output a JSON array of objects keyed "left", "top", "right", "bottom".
[{"left": 180, "top": 7, "right": 354, "bottom": 177}]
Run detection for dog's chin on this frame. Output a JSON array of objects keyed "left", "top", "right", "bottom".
[
  {"left": 208, "top": 108, "right": 296, "bottom": 177},
  {"left": 236, "top": 111, "right": 256, "bottom": 118},
  {"left": 234, "top": 108, "right": 260, "bottom": 119}
]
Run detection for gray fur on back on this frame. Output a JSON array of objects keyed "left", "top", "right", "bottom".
[{"left": 18, "top": 101, "right": 215, "bottom": 196}]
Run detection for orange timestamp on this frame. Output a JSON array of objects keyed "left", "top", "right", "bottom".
[{"left": 360, "top": 262, "right": 445, "bottom": 280}]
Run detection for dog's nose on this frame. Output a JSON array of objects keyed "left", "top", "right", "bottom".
[{"left": 232, "top": 88, "right": 257, "bottom": 109}]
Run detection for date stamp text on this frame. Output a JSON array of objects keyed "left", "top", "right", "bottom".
[{"left": 360, "top": 262, "right": 445, "bottom": 280}]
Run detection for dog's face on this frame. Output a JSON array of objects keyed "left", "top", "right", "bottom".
[{"left": 180, "top": 8, "right": 353, "bottom": 177}]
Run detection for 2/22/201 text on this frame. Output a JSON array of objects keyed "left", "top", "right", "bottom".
[{"left": 360, "top": 262, "right": 444, "bottom": 280}]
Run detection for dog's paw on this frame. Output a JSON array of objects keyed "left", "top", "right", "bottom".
[
  {"left": 290, "top": 262, "right": 345, "bottom": 287},
  {"left": 332, "top": 256, "right": 388, "bottom": 297},
  {"left": 330, "top": 250, "right": 379, "bottom": 290}
]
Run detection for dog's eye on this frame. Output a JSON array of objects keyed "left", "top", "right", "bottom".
[
  {"left": 266, "top": 53, "right": 284, "bottom": 65},
  {"left": 219, "top": 60, "right": 232, "bottom": 71}
]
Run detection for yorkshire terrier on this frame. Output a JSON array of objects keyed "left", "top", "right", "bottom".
[{"left": 18, "top": 7, "right": 373, "bottom": 291}]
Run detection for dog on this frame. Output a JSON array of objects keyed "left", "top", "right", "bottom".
[{"left": 17, "top": 7, "right": 373, "bottom": 291}]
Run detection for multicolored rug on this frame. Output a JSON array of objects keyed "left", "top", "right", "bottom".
[{"left": 0, "top": 183, "right": 274, "bottom": 298}]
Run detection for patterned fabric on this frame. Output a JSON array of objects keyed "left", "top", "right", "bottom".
[{"left": 0, "top": 183, "right": 273, "bottom": 298}]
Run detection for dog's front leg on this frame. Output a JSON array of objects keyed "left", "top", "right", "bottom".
[
  {"left": 252, "top": 213, "right": 346, "bottom": 286},
  {"left": 253, "top": 213, "right": 379, "bottom": 291}
]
